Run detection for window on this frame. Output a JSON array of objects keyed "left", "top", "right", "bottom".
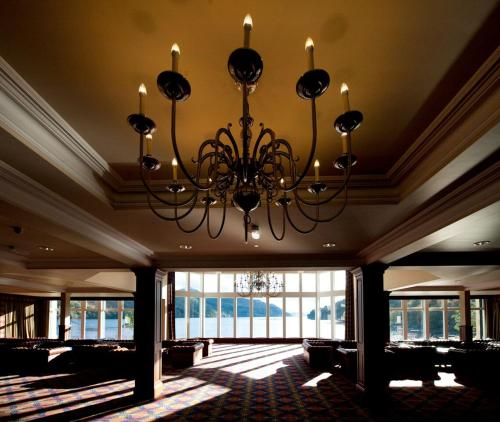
[
  {"left": 105, "top": 300, "right": 119, "bottom": 339},
  {"left": 388, "top": 297, "right": 476, "bottom": 341},
  {"left": 407, "top": 300, "right": 424, "bottom": 340},
  {"left": 319, "top": 296, "right": 331, "bottom": 338},
  {"left": 269, "top": 297, "right": 283, "bottom": 338},
  {"left": 302, "top": 297, "right": 316, "bottom": 338},
  {"left": 85, "top": 301, "right": 98, "bottom": 339},
  {"left": 175, "top": 271, "right": 347, "bottom": 339},
  {"left": 48, "top": 300, "right": 60, "bottom": 339},
  {"left": 122, "top": 300, "right": 134, "bottom": 340},
  {"left": 334, "top": 296, "right": 346, "bottom": 340},
  {"left": 447, "top": 299, "right": 460, "bottom": 340},
  {"left": 470, "top": 298, "right": 485, "bottom": 340},
  {"left": 204, "top": 297, "right": 218, "bottom": 337},
  {"left": 68, "top": 299, "right": 134, "bottom": 340},
  {"left": 252, "top": 297, "right": 267, "bottom": 337},
  {"left": 70, "top": 301, "right": 82, "bottom": 339},
  {"left": 428, "top": 300, "right": 444, "bottom": 339},
  {"left": 175, "top": 272, "right": 188, "bottom": 292},
  {"left": 236, "top": 297, "right": 250, "bottom": 337},
  {"left": 175, "top": 297, "right": 187, "bottom": 339},
  {"left": 189, "top": 297, "right": 201, "bottom": 337},
  {"left": 286, "top": 297, "right": 300, "bottom": 337},
  {"left": 220, "top": 298, "right": 234, "bottom": 337}
]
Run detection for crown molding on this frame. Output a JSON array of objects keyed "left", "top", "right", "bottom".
[
  {"left": 26, "top": 258, "right": 130, "bottom": 270},
  {"left": 0, "top": 160, "right": 152, "bottom": 266},
  {"left": 0, "top": 56, "right": 124, "bottom": 202},
  {"left": 388, "top": 47, "right": 500, "bottom": 197},
  {"left": 2, "top": 49, "right": 498, "bottom": 211},
  {"left": 359, "top": 156, "right": 500, "bottom": 264},
  {"left": 153, "top": 253, "right": 363, "bottom": 271}
]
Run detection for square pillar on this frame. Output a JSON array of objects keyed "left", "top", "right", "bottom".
[
  {"left": 459, "top": 291, "right": 472, "bottom": 342},
  {"left": 58, "top": 292, "right": 71, "bottom": 340},
  {"left": 133, "top": 267, "right": 165, "bottom": 401},
  {"left": 352, "top": 263, "right": 388, "bottom": 394}
]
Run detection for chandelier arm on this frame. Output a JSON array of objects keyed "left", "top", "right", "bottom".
[
  {"left": 140, "top": 168, "right": 198, "bottom": 207},
  {"left": 206, "top": 195, "right": 227, "bottom": 240},
  {"left": 170, "top": 99, "right": 209, "bottom": 191},
  {"left": 293, "top": 139, "right": 354, "bottom": 206},
  {"left": 145, "top": 190, "right": 199, "bottom": 221},
  {"left": 251, "top": 126, "right": 275, "bottom": 162},
  {"left": 283, "top": 98, "right": 318, "bottom": 192},
  {"left": 139, "top": 135, "right": 198, "bottom": 207},
  {"left": 215, "top": 127, "right": 240, "bottom": 163},
  {"left": 173, "top": 197, "right": 209, "bottom": 233},
  {"left": 266, "top": 198, "right": 286, "bottom": 241},
  {"left": 284, "top": 203, "right": 319, "bottom": 234},
  {"left": 293, "top": 186, "right": 349, "bottom": 223}
]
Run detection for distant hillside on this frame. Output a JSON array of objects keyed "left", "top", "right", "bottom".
[{"left": 175, "top": 296, "right": 285, "bottom": 317}]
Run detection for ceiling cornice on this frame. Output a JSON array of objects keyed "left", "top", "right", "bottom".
[
  {"left": 0, "top": 160, "right": 153, "bottom": 266},
  {"left": 359, "top": 155, "right": 500, "bottom": 264},
  {"left": 2, "top": 47, "right": 498, "bottom": 210},
  {"left": 0, "top": 56, "right": 124, "bottom": 202},
  {"left": 153, "top": 253, "right": 363, "bottom": 271},
  {"left": 388, "top": 46, "right": 500, "bottom": 198}
]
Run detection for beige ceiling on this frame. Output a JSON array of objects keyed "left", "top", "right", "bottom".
[
  {"left": 0, "top": 0, "right": 499, "bottom": 299},
  {"left": 0, "top": 0, "right": 496, "bottom": 176}
]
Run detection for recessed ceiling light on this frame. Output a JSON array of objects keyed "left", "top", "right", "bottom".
[
  {"left": 473, "top": 240, "right": 491, "bottom": 247},
  {"left": 322, "top": 242, "right": 335, "bottom": 248},
  {"left": 179, "top": 244, "right": 192, "bottom": 250},
  {"left": 38, "top": 245, "right": 54, "bottom": 252}
]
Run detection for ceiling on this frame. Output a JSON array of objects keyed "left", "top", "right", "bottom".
[{"left": 0, "top": 1, "right": 499, "bottom": 295}]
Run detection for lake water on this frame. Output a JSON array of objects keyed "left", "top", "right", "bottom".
[
  {"left": 70, "top": 317, "right": 344, "bottom": 340},
  {"left": 175, "top": 317, "right": 345, "bottom": 339},
  {"left": 71, "top": 318, "right": 133, "bottom": 340}
]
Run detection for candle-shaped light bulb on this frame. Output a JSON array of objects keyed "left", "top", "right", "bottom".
[
  {"left": 172, "top": 157, "right": 178, "bottom": 181},
  {"left": 341, "top": 133, "right": 349, "bottom": 154},
  {"left": 243, "top": 14, "right": 253, "bottom": 48},
  {"left": 280, "top": 177, "right": 285, "bottom": 188},
  {"left": 341, "top": 82, "right": 350, "bottom": 112},
  {"left": 138, "top": 83, "right": 147, "bottom": 115},
  {"left": 171, "top": 43, "right": 180, "bottom": 73},
  {"left": 314, "top": 159, "right": 320, "bottom": 182},
  {"left": 145, "top": 134, "right": 153, "bottom": 155},
  {"left": 305, "top": 37, "right": 315, "bottom": 70}
]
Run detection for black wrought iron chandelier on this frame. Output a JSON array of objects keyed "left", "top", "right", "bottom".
[
  {"left": 128, "top": 15, "right": 363, "bottom": 242},
  {"left": 235, "top": 271, "right": 283, "bottom": 297}
]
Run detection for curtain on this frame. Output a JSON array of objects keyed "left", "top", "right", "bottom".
[
  {"left": 345, "top": 271, "right": 355, "bottom": 340},
  {"left": 167, "top": 272, "right": 175, "bottom": 340},
  {"left": 488, "top": 296, "right": 500, "bottom": 340},
  {"left": 0, "top": 294, "right": 40, "bottom": 338}
]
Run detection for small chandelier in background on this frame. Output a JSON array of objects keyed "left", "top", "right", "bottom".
[
  {"left": 235, "top": 271, "right": 284, "bottom": 297},
  {"left": 128, "top": 14, "right": 363, "bottom": 242}
]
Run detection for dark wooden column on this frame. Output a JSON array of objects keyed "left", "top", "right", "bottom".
[
  {"left": 166, "top": 272, "right": 175, "bottom": 340},
  {"left": 459, "top": 291, "right": 472, "bottom": 342},
  {"left": 133, "top": 267, "right": 165, "bottom": 401},
  {"left": 352, "top": 263, "right": 388, "bottom": 394},
  {"left": 58, "top": 292, "right": 71, "bottom": 340}
]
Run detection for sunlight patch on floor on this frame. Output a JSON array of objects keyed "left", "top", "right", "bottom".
[
  {"left": 389, "top": 379, "right": 423, "bottom": 388},
  {"left": 221, "top": 347, "right": 302, "bottom": 375},
  {"left": 434, "top": 372, "right": 464, "bottom": 387},
  {"left": 302, "top": 372, "right": 332, "bottom": 387},
  {"left": 242, "top": 361, "right": 289, "bottom": 380}
]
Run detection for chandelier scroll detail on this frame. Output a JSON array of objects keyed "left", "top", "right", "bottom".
[
  {"left": 235, "top": 271, "right": 284, "bottom": 297},
  {"left": 127, "top": 14, "right": 363, "bottom": 242}
]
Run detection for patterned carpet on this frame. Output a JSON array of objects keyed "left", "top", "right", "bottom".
[{"left": 0, "top": 343, "right": 498, "bottom": 421}]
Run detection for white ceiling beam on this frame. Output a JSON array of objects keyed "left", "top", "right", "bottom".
[{"left": 0, "top": 160, "right": 152, "bottom": 266}]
